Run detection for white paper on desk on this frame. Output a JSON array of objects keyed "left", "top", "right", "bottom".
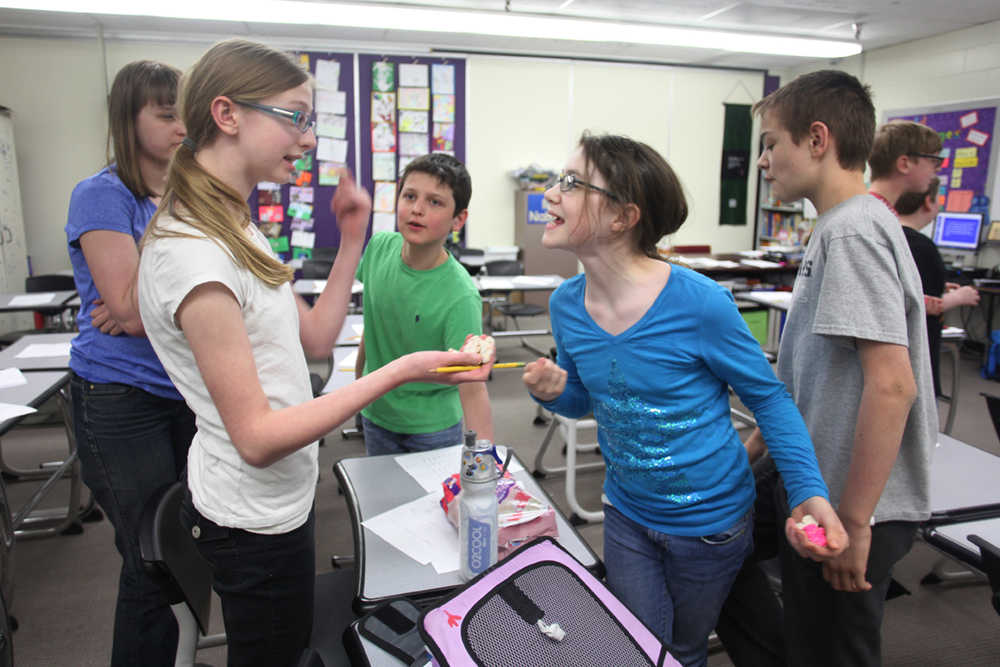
[
  {"left": 477, "top": 276, "right": 512, "bottom": 291},
  {"left": 511, "top": 275, "right": 557, "bottom": 288},
  {"left": 394, "top": 444, "right": 523, "bottom": 495},
  {"left": 16, "top": 342, "right": 71, "bottom": 359},
  {"left": 740, "top": 259, "right": 783, "bottom": 269},
  {"left": 0, "top": 402, "right": 37, "bottom": 422},
  {"left": 351, "top": 323, "right": 364, "bottom": 337},
  {"left": 362, "top": 491, "right": 460, "bottom": 573},
  {"left": 0, "top": 368, "right": 27, "bottom": 389},
  {"left": 337, "top": 348, "right": 359, "bottom": 371},
  {"left": 8, "top": 293, "right": 56, "bottom": 307},
  {"left": 942, "top": 326, "right": 966, "bottom": 338}
]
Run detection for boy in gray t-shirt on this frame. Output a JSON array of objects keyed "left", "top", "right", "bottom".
[{"left": 719, "top": 71, "right": 937, "bottom": 667}]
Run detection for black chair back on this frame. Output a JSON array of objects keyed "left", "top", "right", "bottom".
[
  {"left": 25, "top": 274, "right": 76, "bottom": 292},
  {"left": 484, "top": 259, "right": 523, "bottom": 277},
  {"left": 138, "top": 482, "right": 213, "bottom": 635}
]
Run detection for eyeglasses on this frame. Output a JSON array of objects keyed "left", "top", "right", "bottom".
[
  {"left": 911, "top": 152, "right": 944, "bottom": 168},
  {"left": 234, "top": 100, "right": 315, "bottom": 134},
  {"left": 556, "top": 173, "right": 620, "bottom": 202}
]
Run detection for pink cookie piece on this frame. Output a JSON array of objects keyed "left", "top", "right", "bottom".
[{"left": 802, "top": 523, "right": 827, "bottom": 547}]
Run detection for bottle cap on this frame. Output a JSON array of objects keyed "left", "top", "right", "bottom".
[{"left": 461, "top": 438, "right": 497, "bottom": 483}]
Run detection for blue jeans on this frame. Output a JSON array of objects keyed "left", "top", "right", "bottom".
[
  {"left": 361, "top": 415, "right": 464, "bottom": 456},
  {"left": 180, "top": 492, "right": 316, "bottom": 667},
  {"left": 603, "top": 504, "right": 753, "bottom": 667},
  {"left": 71, "top": 373, "right": 196, "bottom": 667}
]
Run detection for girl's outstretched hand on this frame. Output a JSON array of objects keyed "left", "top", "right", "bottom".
[
  {"left": 522, "top": 357, "right": 566, "bottom": 402},
  {"left": 331, "top": 169, "right": 372, "bottom": 244},
  {"left": 402, "top": 349, "right": 494, "bottom": 385}
]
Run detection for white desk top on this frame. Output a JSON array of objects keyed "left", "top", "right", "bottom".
[
  {"left": 292, "top": 279, "right": 363, "bottom": 296},
  {"left": 740, "top": 290, "right": 793, "bottom": 311},
  {"left": 931, "top": 518, "right": 1000, "bottom": 556},
  {"left": 334, "top": 446, "right": 600, "bottom": 611},
  {"left": 930, "top": 433, "right": 1000, "bottom": 514},
  {"left": 0, "top": 332, "right": 74, "bottom": 371}
]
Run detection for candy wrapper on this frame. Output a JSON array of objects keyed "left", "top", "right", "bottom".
[{"left": 441, "top": 472, "right": 558, "bottom": 558}]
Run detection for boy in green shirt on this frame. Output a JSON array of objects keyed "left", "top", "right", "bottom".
[{"left": 356, "top": 153, "right": 494, "bottom": 454}]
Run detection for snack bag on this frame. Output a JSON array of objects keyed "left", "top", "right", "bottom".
[{"left": 442, "top": 471, "right": 558, "bottom": 558}]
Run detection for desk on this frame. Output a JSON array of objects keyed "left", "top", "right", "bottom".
[
  {"left": 0, "top": 290, "right": 77, "bottom": 315},
  {"left": 293, "top": 279, "right": 364, "bottom": 297},
  {"left": 929, "top": 433, "right": 1000, "bottom": 520},
  {"left": 921, "top": 433, "right": 1000, "bottom": 615},
  {"left": 475, "top": 274, "right": 563, "bottom": 343},
  {"left": 668, "top": 253, "right": 799, "bottom": 284},
  {"left": 737, "top": 290, "right": 791, "bottom": 356},
  {"left": 335, "top": 314, "right": 364, "bottom": 347},
  {"left": 334, "top": 446, "right": 602, "bottom": 613},
  {"left": 321, "top": 346, "right": 360, "bottom": 395},
  {"left": 0, "top": 332, "right": 74, "bottom": 371},
  {"left": 0, "top": 370, "right": 82, "bottom": 539}
]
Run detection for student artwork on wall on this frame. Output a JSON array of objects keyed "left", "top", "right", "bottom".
[
  {"left": 358, "top": 55, "right": 466, "bottom": 245},
  {"left": 248, "top": 50, "right": 356, "bottom": 262},
  {"left": 888, "top": 105, "right": 996, "bottom": 218}
]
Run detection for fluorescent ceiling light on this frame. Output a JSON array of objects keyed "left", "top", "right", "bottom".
[{"left": 0, "top": 1, "right": 863, "bottom": 58}]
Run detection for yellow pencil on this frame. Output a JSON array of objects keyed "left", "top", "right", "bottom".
[{"left": 433, "top": 362, "right": 526, "bottom": 373}]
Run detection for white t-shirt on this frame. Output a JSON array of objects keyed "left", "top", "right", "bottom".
[{"left": 138, "top": 213, "right": 316, "bottom": 534}]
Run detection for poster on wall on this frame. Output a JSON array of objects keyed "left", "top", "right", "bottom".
[{"left": 889, "top": 106, "right": 995, "bottom": 216}]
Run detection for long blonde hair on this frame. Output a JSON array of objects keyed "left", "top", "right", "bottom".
[{"left": 143, "top": 39, "right": 307, "bottom": 286}]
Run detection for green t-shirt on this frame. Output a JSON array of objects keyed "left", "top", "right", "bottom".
[{"left": 356, "top": 232, "right": 483, "bottom": 434}]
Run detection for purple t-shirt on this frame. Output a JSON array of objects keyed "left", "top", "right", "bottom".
[{"left": 65, "top": 166, "right": 180, "bottom": 399}]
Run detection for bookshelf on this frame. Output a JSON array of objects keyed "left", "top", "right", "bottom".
[{"left": 756, "top": 179, "right": 817, "bottom": 248}]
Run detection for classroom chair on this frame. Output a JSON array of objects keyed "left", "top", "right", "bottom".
[
  {"left": 982, "top": 392, "right": 1000, "bottom": 445},
  {"left": 139, "top": 481, "right": 226, "bottom": 667},
  {"left": 482, "top": 259, "right": 547, "bottom": 357}
]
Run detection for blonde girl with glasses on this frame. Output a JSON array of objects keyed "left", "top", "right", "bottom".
[{"left": 137, "top": 39, "right": 489, "bottom": 666}]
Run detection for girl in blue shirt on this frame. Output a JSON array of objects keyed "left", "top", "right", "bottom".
[
  {"left": 522, "top": 133, "right": 847, "bottom": 667},
  {"left": 65, "top": 61, "right": 193, "bottom": 666}
]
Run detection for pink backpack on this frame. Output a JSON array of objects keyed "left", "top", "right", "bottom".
[{"left": 419, "top": 536, "right": 680, "bottom": 666}]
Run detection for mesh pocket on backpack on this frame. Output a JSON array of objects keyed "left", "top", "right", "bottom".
[{"left": 462, "top": 562, "right": 655, "bottom": 667}]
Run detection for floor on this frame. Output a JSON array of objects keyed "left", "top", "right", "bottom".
[{"left": 3, "top": 319, "right": 1000, "bottom": 666}]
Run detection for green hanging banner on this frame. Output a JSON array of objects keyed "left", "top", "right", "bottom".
[{"left": 719, "top": 103, "right": 752, "bottom": 225}]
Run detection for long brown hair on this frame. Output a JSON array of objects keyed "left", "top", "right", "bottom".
[
  {"left": 107, "top": 61, "right": 180, "bottom": 199},
  {"left": 144, "top": 39, "right": 307, "bottom": 287},
  {"left": 577, "top": 132, "right": 688, "bottom": 259}
]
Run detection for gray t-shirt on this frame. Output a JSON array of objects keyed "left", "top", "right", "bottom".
[{"left": 777, "top": 194, "right": 936, "bottom": 523}]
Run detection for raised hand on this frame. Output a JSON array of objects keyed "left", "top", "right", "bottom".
[{"left": 330, "top": 169, "right": 373, "bottom": 244}]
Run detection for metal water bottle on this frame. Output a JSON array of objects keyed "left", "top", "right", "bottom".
[{"left": 458, "top": 430, "right": 498, "bottom": 581}]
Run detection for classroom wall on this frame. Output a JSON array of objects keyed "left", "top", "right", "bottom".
[
  {"left": 467, "top": 56, "right": 763, "bottom": 253},
  {"left": 778, "top": 19, "right": 1000, "bottom": 269},
  {"left": 0, "top": 33, "right": 763, "bottom": 276}
]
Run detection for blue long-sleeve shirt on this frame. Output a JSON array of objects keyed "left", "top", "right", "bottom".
[{"left": 535, "top": 267, "right": 828, "bottom": 536}]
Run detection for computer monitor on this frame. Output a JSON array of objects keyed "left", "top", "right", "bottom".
[{"left": 932, "top": 212, "right": 984, "bottom": 252}]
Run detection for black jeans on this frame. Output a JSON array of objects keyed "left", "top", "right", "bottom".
[
  {"left": 180, "top": 491, "right": 316, "bottom": 667},
  {"left": 717, "top": 457, "right": 918, "bottom": 667},
  {"left": 71, "top": 373, "right": 196, "bottom": 667}
]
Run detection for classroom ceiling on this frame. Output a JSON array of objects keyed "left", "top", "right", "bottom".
[{"left": 0, "top": 1, "right": 998, "bottom": 72}]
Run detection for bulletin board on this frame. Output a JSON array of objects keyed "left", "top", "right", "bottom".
[
  {"left": 357, "top": 54, "right": 466, "bottom": 243},
  {"left": 248, "top": 50, "right": 356, "bottom": 262},
  {"left": 887, "top": 100, "right": 1000, "bottom": 218}
]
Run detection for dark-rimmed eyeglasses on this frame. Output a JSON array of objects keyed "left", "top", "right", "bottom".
[
  {"left": 234, "top": 100, "right": 315, "bottom": 134},
  {"left": 556, "top": 173, "right": 620, "bottom": 202},
  {"left": 911, "top": 152, "right": 944, "bottom": 168}
]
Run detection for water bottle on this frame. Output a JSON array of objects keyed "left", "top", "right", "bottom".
[{"left": 458, "top": 430, "right": 498, "bottom": 581}]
